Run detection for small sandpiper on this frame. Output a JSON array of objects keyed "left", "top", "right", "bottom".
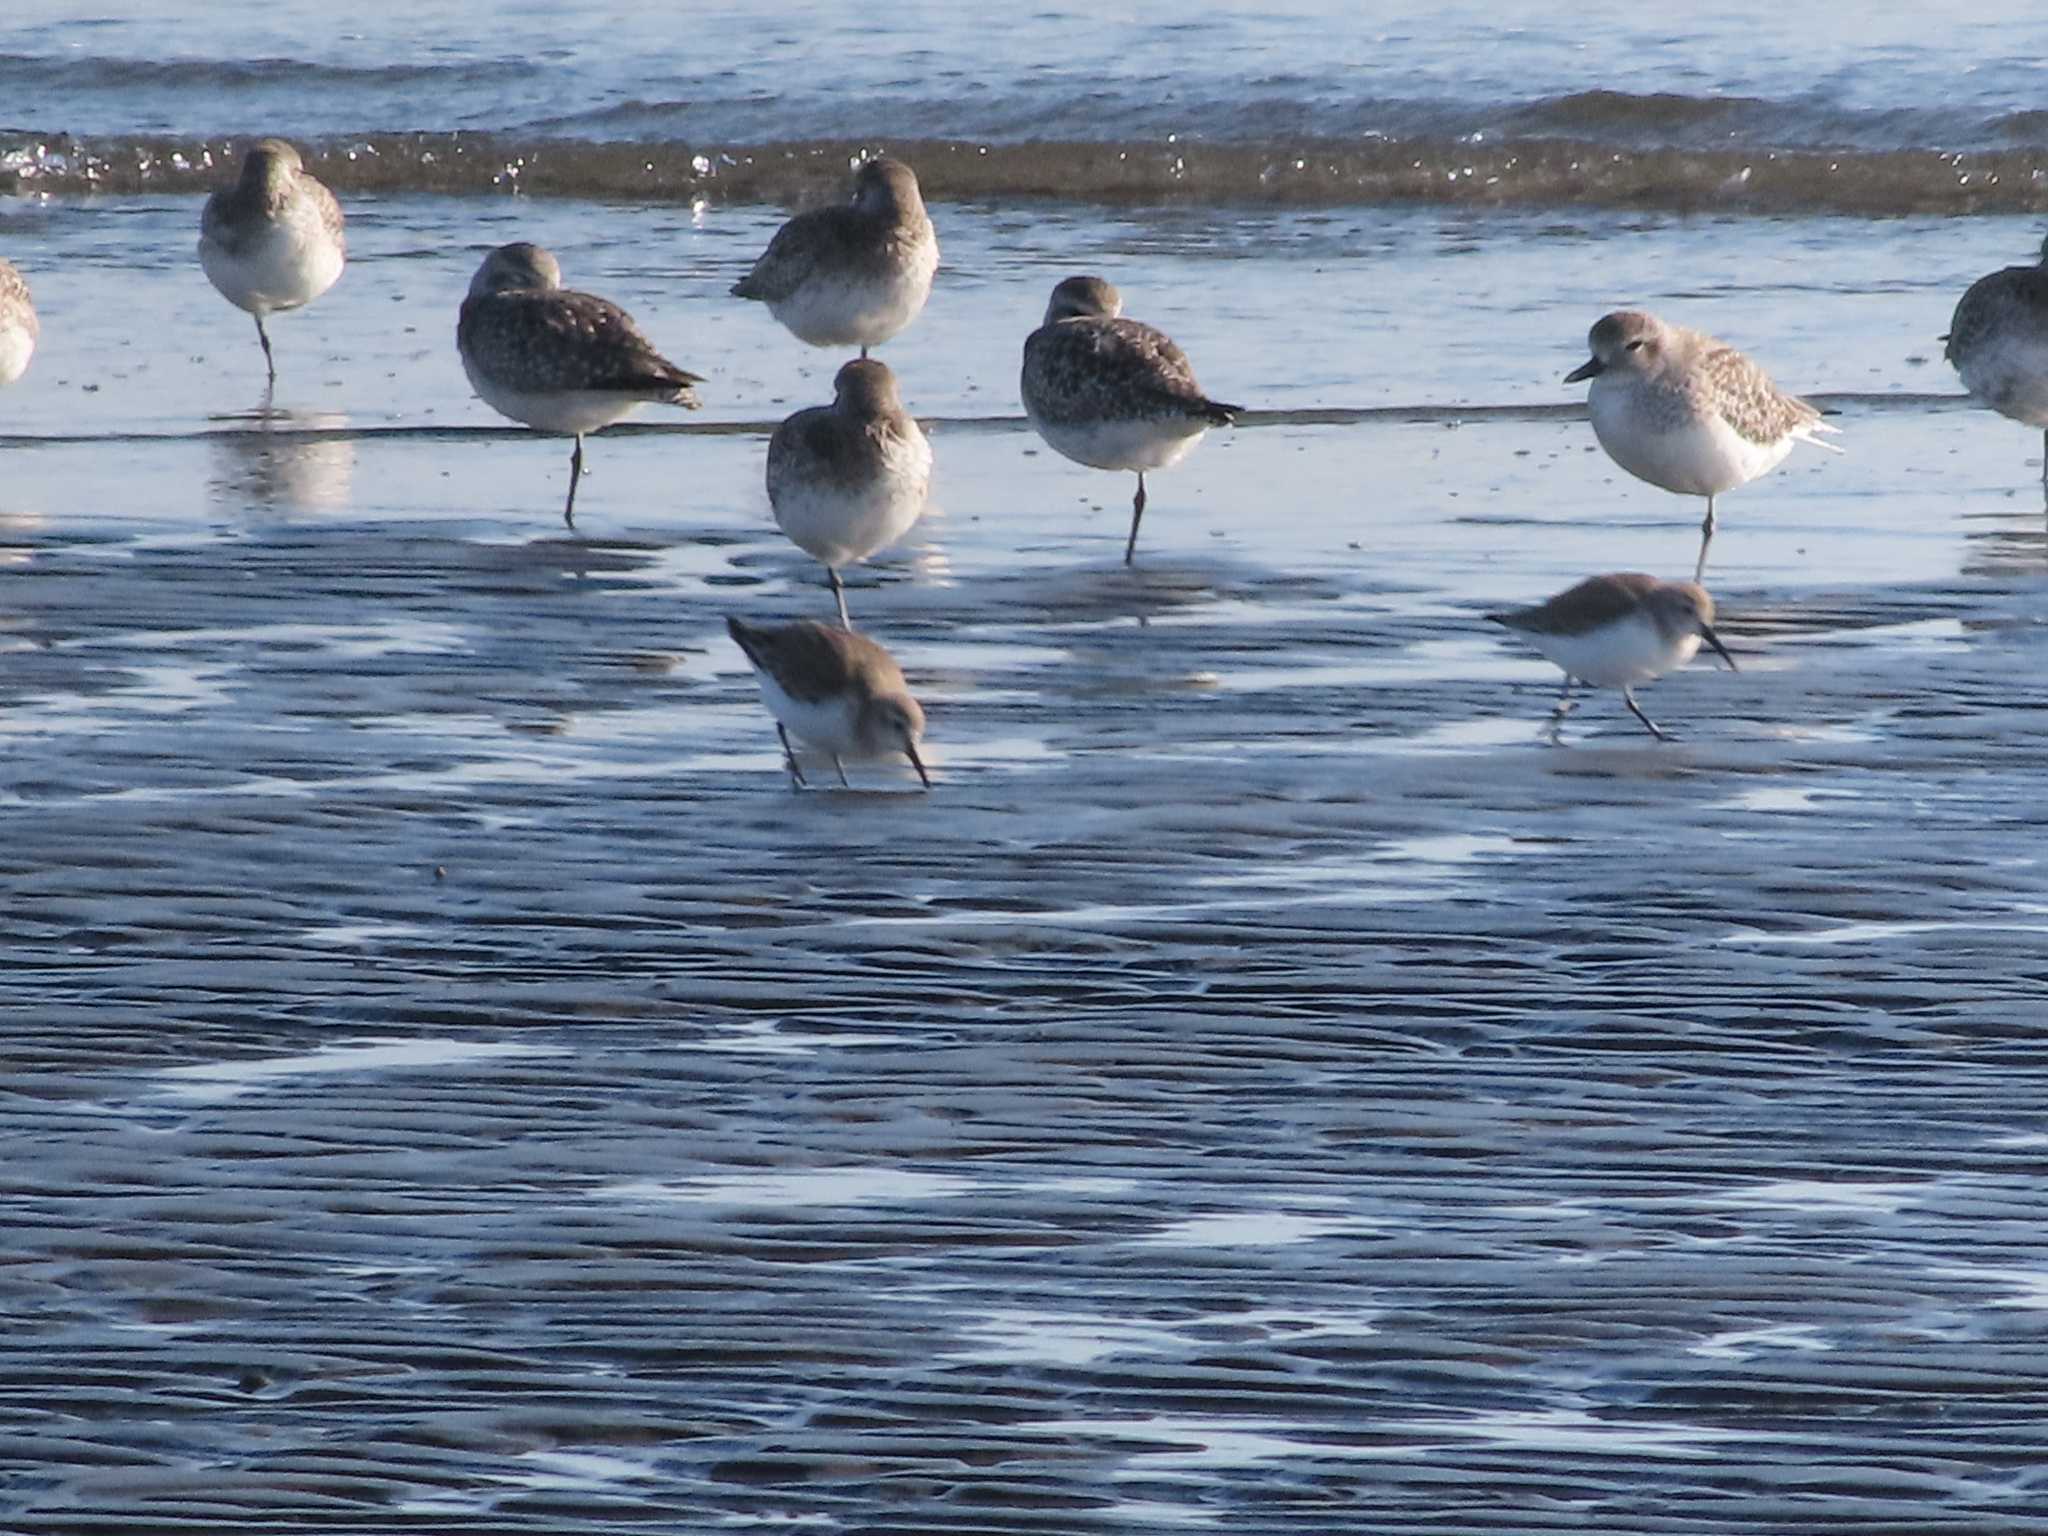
[
  {"left": 732, "top": 156, "right": 938, "bottom": 357},
  {"left": 458, "top": 242, "right": 704, "bottom": 527},
  {"left": 198, "top": 139, "right": 346, "bottom": 386},
  {"left": 726, "top": 615, "right": 931, "bottom": 790},
  {"left": 0, "top": 258, "right": 36, "bottom": 386},
  {"left": 1021, "top": 275, "right": 1241, "bottom": 565},
  {"left": 1566, "top": 309, "right": 1839, "bottom": 582},
  {"left": 1489, "top": 572, "right": 1736, "bottom": 743},
  {"left": 1946, "top": 234, "right": 2048, "bottom": 488},
  {"left": 767, "top": 357, "right": 931, "bottom": 627}
]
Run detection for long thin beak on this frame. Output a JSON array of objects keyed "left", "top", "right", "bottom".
[
  {"left": 1701, "top": 624, "right": 1737, "bottom": 672},
  {"left": 906, "top": 741, "right": 932, "bottom": 789},
  {"left": 1564, "top": 357, "right": 1604, "bottom": 384}
]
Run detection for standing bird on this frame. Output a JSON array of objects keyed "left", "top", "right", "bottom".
[
  {"left": 726, "top": 615, "right": 931, "bottom": 790},
  {"left": 458, "top": 242, "right": 704, "bottom": 528},
  {"left": 198, "top": 139, "right": 346, "bottom": 387},
  {"left": 1946, "top": 234, "right": 2048, "bottom": 488},
  {"left": 0, "top": 258, "right": 35, "bottom": 387},
  {"left": 732, "top": 157, "right": 938, "bottom": 357},
  {"left": 767, "top": 357, "right": 931, "bottom": 628},
  {"left": 1566, "top": 309, "right": 1838, "bottom": 582},
  {"left": 1489, "top": 572, "right": 1737, "bottom": 743},
  {"left": 1021, "top": 275, "right": 1241, "bottom": 565}
]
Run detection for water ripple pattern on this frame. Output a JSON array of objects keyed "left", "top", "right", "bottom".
[{"left": 6, "top": 155, "right": 2048, "bottom": 1536}]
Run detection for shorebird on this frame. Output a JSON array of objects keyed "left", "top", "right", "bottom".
[
  {"left": 1021, "top": 275, "right": 1241, "bottom": 565},
  {"left": 0, "top": 258, "right": 35, "bottom": 386},
  {"left": 198, "top": 139, "right": 346, "bottom": 386},
  {"left": 458, "top": 242, "right": 704, "bottom": 527},
  {"left": 726, "top": 615, "right": 931, "bottom": 790},
  {"left": 1566, "top": 309, "right": 1838, "bottom": 582},
  {"left": 1946, "top": 234, "right": 2048, "bottom": 488},
  {"left": 731, "top": 156, "right": 938, "bottom": 357},
  {"left": 1489, "top": 572, "right": 1736, "bottom": 743},
  {"left": 767, "top": 357, "right": 931, "bottom": 627}
]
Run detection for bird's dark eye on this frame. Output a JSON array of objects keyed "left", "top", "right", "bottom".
[{"left": 1625, "top": 339, "right": 1644, "bottom": 352}]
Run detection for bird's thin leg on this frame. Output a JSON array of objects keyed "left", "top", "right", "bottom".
[
  {"left": 1694, "top": 494, "right": 1716, "bottom": 583},
  {"left": 563, "top": 435, "right": 585, "bottom": 528},
  {"left": 859, "top": 344, "right": 870, "bottom": 361},
  {"left": 776, "top": 724, "right": 807, "bottom": 788},
  {"left": 1124, "top": 473, "right": 1148, "bottom": 566},
  {"left": 833, "top": 755, "right": 850, "bottom": 788},
  {"left": 2040, "top": 428, "right": 2046, "bottom": 492},
  {"left": 830, "top": 568, "right": 852, "bottom": 629},
  {"left": 1623, "top": 686, "right": 1671, "bottom": 742},
  {"left": 254, "top": 313, "right": 276, "bottom": 386},
  {"left": 1542, "top": 676, "right": 1578, "bottom": 742}
]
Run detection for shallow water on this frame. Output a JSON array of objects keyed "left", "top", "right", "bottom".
[{"left": 9, "top": 44, "right": 2048, "bottom": 1536}]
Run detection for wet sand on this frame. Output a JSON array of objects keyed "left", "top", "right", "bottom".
[{"left": 6, "top": 196, "right": 2048, "bottom": 1530}]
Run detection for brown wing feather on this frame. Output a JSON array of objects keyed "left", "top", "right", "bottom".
[
  {"left": 732, "top": 207, "right": 847, "bottom": 301},
  {"left": 1023, "top": 316, "right": 1237, "bottom": 425},
  {"left": 727, "top": 617, "right": 903, "bottom": 703},
  {"left": 1489, "top": 573, "right": 1658, "bottom": 636},
  {"left": 459, "top": 289, "right": 703, "bottom": 400},
  {"left": 1695, "top": 343, "right": 1821, "bottom": 445}
]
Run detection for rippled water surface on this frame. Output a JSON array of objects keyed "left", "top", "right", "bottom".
[{"left": 9, "top": 76, "right": 2048, "bottom": 1536}]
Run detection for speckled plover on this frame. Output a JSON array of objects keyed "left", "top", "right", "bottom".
[
  {"left": 198, "top": 139, "right": 346, "bottom": 386},
  {"left": 767, "top": 357, "right": 930, "bottom": 627},
  {"left": 1566, "top": 309, "right": 1839, "bottom": 582},
  {"left": 1947, "top": 234, "right": 2048, "bottom": 488},
  {"left": 732, "top": 156, "right": 938, "bottom": 357},
  {"left": 1020, "top": 275, "right": 1240, "bottom": 566},
  {"left": 458, "top": 241, "right": 704, "bottom": 527},
  {"left": 0, "top": 258, "right": 36, "bottom": 387}
]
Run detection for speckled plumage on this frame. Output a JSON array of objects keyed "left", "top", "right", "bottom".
[
  {"left": 1946, "top": 236, "right": 2048, "bottom": 484},
  {"left": 459, "top": 241, "right": 704, "bottom": 526},
  {"left": 198, "top": 139, "right": 346, "bottom": 385},
  {"left": 732, "top": 157, "right": 938, "bottom": 353},
  {"left": 1020, "top": 275, "right": 1241, "bottom": 564},
  {"left": 1566, "top": 309, "right": 1838, "bottom": 581},
  {"left": 726, "top": 615, "right": 930, "bottom": 789},
  {"left": 0, "top": 257, "right": 37, "bottom": 387},
  {"left": 766, "top": 358, "right": 931, "bottom": 627},
  {"left": 1489, "top": 572, "right": 1736, "bottom": 742},
  {"left": 460, "top": 246, "right": 703, "bottom": 405}
]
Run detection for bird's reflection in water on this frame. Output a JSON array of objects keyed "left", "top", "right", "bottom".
[{"left": 208, "top": 403, "right": 355, "bottom": 515}]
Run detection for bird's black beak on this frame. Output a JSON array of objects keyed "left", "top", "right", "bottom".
[
  {"left": 1701, "top": 623, "right": 1737, "bottom": 672},
  {"left": 1564, "top": 357, "right": 1604, "bottom": 384},
  {"left": 906, "top": 742, "right": 932, "bottom": 790}
]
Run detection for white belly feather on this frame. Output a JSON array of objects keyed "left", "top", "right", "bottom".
[
  {"left": 1527, "top": 612, "right": 1701, "bottom": 688},
  {"left": 1027, "top": 410, "right": 1208, "bottom": 474},
  {"left": 461, "top": 353, "right": 649, "bottom": 435},
  {"left": 199, "top": 221, "right": 344, "bottom": 316},
  {"left": 1589, "top": 383, "right": 1793, "bottom": 497}
]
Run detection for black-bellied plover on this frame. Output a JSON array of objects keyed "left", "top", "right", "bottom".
[
  {"left": 726, "top": 615, "right": 930, "bottom": 790},
  {"left": 1021, "top": 275, "right": 1241, "bottom": 565},
  {"left": 0, "top": 258, "right": 35, "bottom": 387},
  {"left": 1946, "top": 234, "right": 2048, "bottom": 488},
  {"left": 1489, "top": 572, "right": 1737, "bottom": 743},
  {"left": 767, "top": 357, "right": 930, "bottom": 627},
  {"left": 1566, "top": 309, "right": 1839, "bottom": 582},
  {"left": 198, "top": 139, "right": 346, "bottom": 386},
  {"left": 458, "top": 241, "right": 704, "bottom": 528},
  {"left": 731, "top": 157, "right": 938, "bottom": 357}
]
